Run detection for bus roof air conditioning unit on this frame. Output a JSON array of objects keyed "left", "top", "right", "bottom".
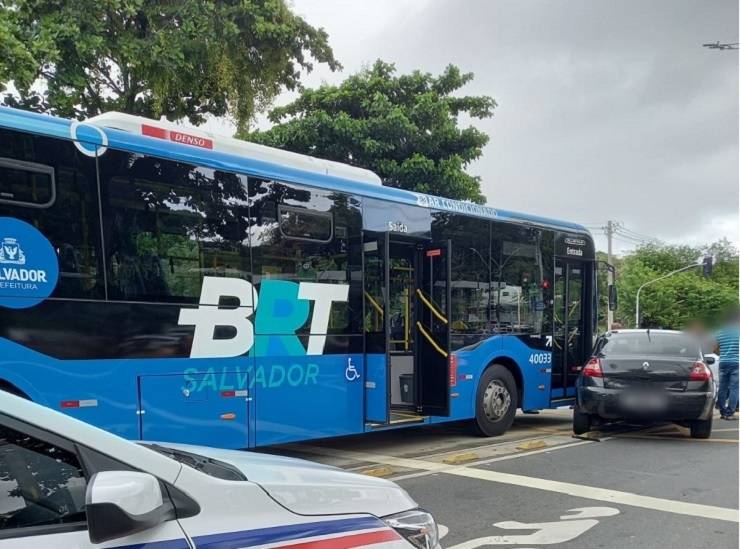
[{"left": 86, "top": 112, "right": 382, "bottom": 186}]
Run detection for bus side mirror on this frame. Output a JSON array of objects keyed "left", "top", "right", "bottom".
[{"left": 608, "top": 285, "right": 618, "bottom": 311}]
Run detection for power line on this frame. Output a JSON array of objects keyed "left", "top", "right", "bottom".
[
  {"left": 617, "top": 226, "right": 662, "bottom": 243},
  {"left": 613, "top": 224, "right": 663, "bottom": 245},
  {"left": 612, "top": 236, "right": 641, "bottom": 247},
  {"left": 613, "top": 230, "right": 647, "bottom": 243}
]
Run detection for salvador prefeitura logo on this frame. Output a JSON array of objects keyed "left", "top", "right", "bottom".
[{"left": 0, "top": 217, "right": 59, "bottom": 309}]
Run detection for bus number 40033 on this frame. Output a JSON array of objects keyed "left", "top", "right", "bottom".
[{"left": 529, "top": 352, "right": 552, "bottom": 365}]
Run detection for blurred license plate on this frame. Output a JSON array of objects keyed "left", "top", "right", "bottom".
[{"left": 620, "top": 392, "right": 667, "bottom": 411}]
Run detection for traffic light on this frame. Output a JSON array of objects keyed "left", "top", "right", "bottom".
[{"left": 702, "top": 255, "right": 714, "bottom": 278}]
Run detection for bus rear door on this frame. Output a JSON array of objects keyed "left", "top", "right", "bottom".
[
  {"left": 363, "top": 234, "right": 390, "bottom": 424},
  {"left": 415, "top": 240, "right": 452, "bottom": 417},
  {"left": 551, "top": 259, "right": 587, "bottom": 401}
]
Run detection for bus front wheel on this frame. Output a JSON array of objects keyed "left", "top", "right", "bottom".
[{"left": 473, "top": 365, "right": 518, "bottom": 437}]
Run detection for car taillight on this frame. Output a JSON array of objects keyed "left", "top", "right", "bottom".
[
  {"left": 689, "top": 361, "right": 711, "bottom": 381},
  {"left": 583, "top": 357, "right": 603, "bottom": 378}
]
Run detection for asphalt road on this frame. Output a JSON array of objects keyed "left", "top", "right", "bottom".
[{"left": 266, "top": 410, "right": 739, "bottom": 548}]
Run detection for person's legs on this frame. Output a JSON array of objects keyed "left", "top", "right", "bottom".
[
  {"left": 725, "top": 363, "right": 739, "bottom": 418},
  {"left": 718, "top": 363, "right": 731, "bottom": 417}
]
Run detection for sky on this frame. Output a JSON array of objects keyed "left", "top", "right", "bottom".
[{"left": 206, "top": 0, "right": 739, "bottom": 255}]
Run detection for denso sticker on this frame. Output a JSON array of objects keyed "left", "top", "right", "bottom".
[{"left": 0, "top": 217, "right": 59, "bottom": 308}]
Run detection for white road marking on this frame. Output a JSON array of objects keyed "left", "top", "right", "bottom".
[
  {"left": 448, "top": 467, "right": 739, "bottom": 523},
  {"left": 294, "top": 443, "right": 739, "bottom": 523},
  {"left": 390, "top": 439, "right": 596, "bottom": 481},
  {"left": 446, "top": 507, "right": 620, "bottom": 548}
]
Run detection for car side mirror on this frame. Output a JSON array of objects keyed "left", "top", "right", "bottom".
[
  {"left": 705, "top": 355, "right": 716, "bottom": 365},
  {"left": 608, "top": 285, "right": 618, "bottom": 311},
  {"left": 86, "top": 471, "right": 174, "bottom": 544}
]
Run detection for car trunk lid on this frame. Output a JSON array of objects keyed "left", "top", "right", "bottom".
[{"left": 601, "top": 354, "right": 693, "bottom": 390}]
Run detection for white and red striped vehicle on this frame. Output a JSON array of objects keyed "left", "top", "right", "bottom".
[{"left": 0, "top": 391, "right": 439, "bottom": 548}]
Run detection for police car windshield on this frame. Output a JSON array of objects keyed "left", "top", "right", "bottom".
[{"left": 142, "top": 444, "right": 247, "bottom": 481}]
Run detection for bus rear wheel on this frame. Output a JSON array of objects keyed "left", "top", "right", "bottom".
[{"left": 473, "top": 364, "right": 518, "bottom": 437}]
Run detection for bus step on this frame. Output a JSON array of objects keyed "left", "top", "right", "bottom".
[{"left": 367, "top": 411, "right": 427, "bottom": 429}]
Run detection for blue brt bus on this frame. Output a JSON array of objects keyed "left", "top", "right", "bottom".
[{"left": 0, "top": 107, "right": 596, "bottom": 448}]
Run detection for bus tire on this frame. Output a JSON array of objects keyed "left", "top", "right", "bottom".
[
  {"left": 572, "top": 405, "right": 592, "bottom": 435},
  {"left": 473, "top": 364, "right": 518, "bottom": 437}
]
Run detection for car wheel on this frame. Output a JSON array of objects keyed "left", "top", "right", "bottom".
[
  {"left": 473, "top": 364, "right": 518, "bottom": 437},
  {"left": 689, "top": 417, "right": 712, "bottom": 439},
  {"left": 572, "top": 405, "right": 593, "bottom": 435}
]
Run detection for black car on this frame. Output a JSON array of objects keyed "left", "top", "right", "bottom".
[{"left": 574, "top": 329, "right": 716, "bottom": 438}]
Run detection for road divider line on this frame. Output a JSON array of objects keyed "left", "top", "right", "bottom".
[
  {"left": 294, "top": 443, "right": 739, "bottom": 523},
  {"left": 446, "top": 467, "right": 739, "bottom": 523},
  {"left": 390, "top": 439, "right": 595, "bottom": 481},
  {"left": 615, "top": 434, "right": 738, "bottom": 444}
]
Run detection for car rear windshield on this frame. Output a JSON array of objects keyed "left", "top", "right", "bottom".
[{"left": 599, "top": 332, "right": 699, "bottom": 357}]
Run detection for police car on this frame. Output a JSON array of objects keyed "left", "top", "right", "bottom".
[{"left": 0, "top": 392, "right": 440, "bottom": 548}]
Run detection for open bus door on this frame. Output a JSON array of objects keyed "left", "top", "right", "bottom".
[
  {"left": 552, "top": 259, "right": 588, "bottom": 401},
  {"left": 363, "top": 233, "right": 390, "bottom": 424},
  {"left": 415, "top": 240, "right": 452, "bottom": 417}
]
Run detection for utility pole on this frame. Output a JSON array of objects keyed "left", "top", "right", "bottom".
[{"left": 606, "top": 220, "right": 615, "bottom": 330}]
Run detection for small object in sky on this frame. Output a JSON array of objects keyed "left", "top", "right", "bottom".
[{"left": 702, "top": 41, "right": 739, "bottom": 50}]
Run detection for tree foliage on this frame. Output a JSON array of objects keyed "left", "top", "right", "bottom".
[
  {"left": 247, "top": 60, "right": 496, "bottom": 203},
  {"left": 613, "top": 240, "right": 739, "bottom": 330},
  {"left": 0, "top": 0, "right": 339, "bottom": 131}
]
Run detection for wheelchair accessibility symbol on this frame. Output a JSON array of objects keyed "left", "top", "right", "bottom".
[
  {"left": 441, "top": 507, "right": 620, "bottom": 548},
  {"left": 345, "top": 358, "right": 360, "bottom": 382}
]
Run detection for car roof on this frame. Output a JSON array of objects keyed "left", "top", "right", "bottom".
[{"left": 0, "top": 391, "right": 181, "bottom": 483}]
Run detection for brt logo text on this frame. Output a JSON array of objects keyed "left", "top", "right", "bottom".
[{"left": 178, "top": 277, "right": 349, "bottom": 358}]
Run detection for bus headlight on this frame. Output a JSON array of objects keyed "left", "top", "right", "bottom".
[{"left": 383, "top": 509, "right": 439, "bottom": 549}]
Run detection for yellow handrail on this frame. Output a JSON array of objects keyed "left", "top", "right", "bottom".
[
  {"left": 404, "top": 287, "right": 410, "bottom": 351},
  {"left": 364, "top": 291, "right": 384, "bottom": 316},
  {"left": 416, "top": 321, "right": 449, "bottom": 358},
  {"left": 416, "top": 289, "right": 448, "bottom": 325}
]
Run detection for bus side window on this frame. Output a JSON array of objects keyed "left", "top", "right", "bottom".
[
  {"left": 491, "top": 223, "right": 549, "bottom": 336},
  {"left": 0, "top": 129, "right": 104, "bottom": 300},
  {"left": 431, "top": 212, "right": 491, "bottom": 343},
  {"left": 98, "top": 150, "right": 250, "bottom": 304},
  {"left": 248, "top": 177, "right": 362, "bottom": 336}
]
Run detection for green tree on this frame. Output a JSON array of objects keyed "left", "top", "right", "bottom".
[
  {"left": 614, "top": 241, "right": 739, "bottom": 329},
  {"left": 247, "top": 60, "right": 496, "bottom": 202},
  {"left": 0, "top": 0, "right": 339, "bottom": 131}
]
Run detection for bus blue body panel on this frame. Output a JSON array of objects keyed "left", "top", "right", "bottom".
[
  {"left": 252, "top": 353, "right": 365, "bottom": 446},
  {"left": 431, "top": 335, "right": 553, "bottom": 423},
  {"left": 0, "top": 337, "right": 371, "bottom": 448},
  {"left": 140, "top": 372, "right": 250, "bottom": 448},
  {"left": 0, "top": 332, "right": 558, "bottom": 446},
  {"left": 365, "top": 354, "right": 389, "bottom": 424}
]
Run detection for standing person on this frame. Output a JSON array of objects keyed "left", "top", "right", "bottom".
[{"left": 714, "top": 310, "right": 740, "bottom": 420}]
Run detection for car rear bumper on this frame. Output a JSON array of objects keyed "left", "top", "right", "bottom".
[{"left": 577, "top": 385, "right": 714, "bottom": 421}]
